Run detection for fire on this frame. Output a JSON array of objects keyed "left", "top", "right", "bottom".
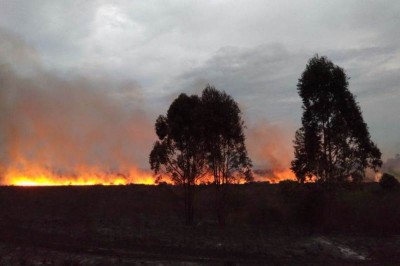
[
  {"left": 270, "top": 169, "right": 296, "bottom": 183},
  {"left": 2, "top": 161, "right": 299, "bottom": 186},
  {"left": 2, "top": 164, "right": 155, "bottom": 186},
  {"left": 254, "top": 168, "right": 297, "bottom": 183}
]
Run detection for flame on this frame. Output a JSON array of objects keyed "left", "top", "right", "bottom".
[
  {"left": 2, "top": 163, "right": 155, "bottom": 186},
  {"left": 2, "top": 160, "right": 300, "bottom": 186},
  {"left": 269, "top": 169, "right": 297, "bottom": 183},
  {"left": 254, "top": 168, "right": 297, "bottom": 183}
]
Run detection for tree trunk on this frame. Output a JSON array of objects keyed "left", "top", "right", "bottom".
[
  {"left": 184, "top": 183, "right": 194, "bottom": 225},
  {"left": 215, "top": 182, "right": 226, "bottom": 227}
]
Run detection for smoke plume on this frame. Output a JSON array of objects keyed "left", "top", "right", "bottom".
[
  {"left": 0, "top": 29, "right": 296, "bottom": 185},
  {"left": 245, "top": 121, "right": 296, "bottom": 183},
  {"left": 0, "top": 30, "right": 155, "bottom": 185},
  {"left": 382, "top": 154, "right": 400, "bottom": 179}
]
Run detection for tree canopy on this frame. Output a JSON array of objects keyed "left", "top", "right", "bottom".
[
  {"left": 201, "top": 86, "right": 252, "bottom": 225},
  {"left": 149, "top": 87, "right": 252, "bottom": 224},
  {"left": 291, "top": 55, "right": 382, "bottom": 183},
  {"left": 202, "top": 85, "right": 252, "bottom": 186},
  {"left": 149, "top": 93, "right": 207, "bottom": 224},
  {"left": 150, "top": 93, "right": 207, "bottom": 185}
]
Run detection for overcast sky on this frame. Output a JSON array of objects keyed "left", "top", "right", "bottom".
[{"left": 1, "top": 0, "right": 399, "bottom": 166}]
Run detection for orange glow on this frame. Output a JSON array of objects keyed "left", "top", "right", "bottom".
[
  {"left": 270, "top": 169, "right": 297, "bottom": 183},
  {"left": 255, "top": 168, "right": 297, "bottom": 183},
  {"left": 3, "top": 164, "right": 302, "bottom": 186},
  {"left": 254, "top": 169, "right": 319, "bottom": 183},
  {"left": 3, "top": 163, "right": 155, "bottom": 186}
]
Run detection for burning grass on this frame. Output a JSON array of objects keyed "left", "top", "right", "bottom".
[{"left": 2, "top": 166, "right": 155, "bottom": 186}]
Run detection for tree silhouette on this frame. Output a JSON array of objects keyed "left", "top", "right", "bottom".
[
  {"left": 149, "top": 93, "right": 207, "bottom": 225},
  {"left": 149, "top": 87, "right": 252, "bottom": 225},
  {"left": 291, "top": 55, "right": 382, "bottom": 183},
  {"left": 201, "top": 86, "right": 252, "bottom": 226}
]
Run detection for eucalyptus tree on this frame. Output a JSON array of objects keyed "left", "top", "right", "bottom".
[
  {"left": 291, "top": 55, "right": 381, "bottom": 183},
  {"left": 201, "top": 86, "right": 252, "bottom": 225},
  {"left": 150, "top": 86, "right": 252, "bottom": 225},
  {"left": 149, "top": 93, "right": 207, "bottom": 225}
]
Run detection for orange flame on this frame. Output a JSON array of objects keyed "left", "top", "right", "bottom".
[
  {"left": 254, "top": 168, "right": 297, "bottom": 183},
  {"left": 2, "top": 163, "right": 300, "bottom": 186},
  {"left": 2, "top": 163, "right": 155, "bottom": 186}
]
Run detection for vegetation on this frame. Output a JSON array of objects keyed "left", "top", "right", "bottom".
[
  {"left": 150, "top": 86, "right": 252, "bottom": 225},
  {"left": 379, "top": 173, "right": 399, "bottom": 190},
  {"left": 2, "top": 55, "right": 394, "bottom": 264},
  {"left": 149, "top": 93, "right": 207, "bottom": 224},
  {"left": 201, "top": 85, "right": 252, "bottom": 226},
  {"left": 291, "top": 55, "right": 382, "bottom": 183}
]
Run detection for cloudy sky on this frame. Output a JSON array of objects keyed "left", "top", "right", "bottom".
[{"left": 0, "top": 0, "right": 399, "bottom": 173}]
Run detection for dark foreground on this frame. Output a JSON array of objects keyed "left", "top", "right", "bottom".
[{"left": 0, "top": 183, "right": 399, "bottom": 265}]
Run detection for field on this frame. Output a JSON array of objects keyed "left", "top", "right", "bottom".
[{"left": 0, "top": 183, "right": 399, "bottom": 265}]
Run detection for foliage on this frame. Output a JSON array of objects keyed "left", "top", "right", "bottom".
[
  {"left": 202, "top": 85, "right": 253, "bottom": 185},
  {"left": 201, "top": 85, "right": 252, "bottom": 225},
  {"left": 149, "top": 87, "right": 252, "bottom": 225},
  {"left": 291, "top": 55, "right": 382, "bottom": 183},
  {"left": 278, "top": 179, "right": 300, "bottom": 197},
  {"left": 379, "top": 173, "right": 399, "bottom": 190},
  {"left": 149, "top": 93, "right": 207, "bottom": 224}
]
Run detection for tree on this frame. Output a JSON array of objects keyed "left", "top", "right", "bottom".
[
  {"left": 291, "top": 55, "right": 382, "bottom": 183},
  {"left": 201, "top": 86, "right": 252, "bottom": 226},
  {"left": 149, "top": 93, "right": 207, "bottom": 225},
  {"left": 149, "top": 87, "right": 252, "bottom": 225}
]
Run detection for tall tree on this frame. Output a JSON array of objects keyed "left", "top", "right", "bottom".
[
  {"left": 149, "top": 93, "right": 207, "bottom": 225},
  {"left": 291, "top": 55, "right": 382, "bottom": 183},
  {"left": 201, "top": 86, "right": 252, "bottom": 226}
]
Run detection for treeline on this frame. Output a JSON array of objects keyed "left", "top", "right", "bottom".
[{"left": 149, "top": 55, "right": 389, "bottom": 225}]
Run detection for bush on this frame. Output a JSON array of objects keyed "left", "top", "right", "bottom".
[
  {"left": 278, "top": 179, "right": 299, "bottom": 195},
  {"left": 379, "top": 173, "right": 399, "bottom": 190}
]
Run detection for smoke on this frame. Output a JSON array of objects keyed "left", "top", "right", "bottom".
[
  {"left": 0, "top": 29, "right": 297, "bottom": 185},
  {"left": 245, "top": 121, "right": 296, "bottom": 182},
  {"left": 0, "top": 29, "right": 42, "bottom": 75},
  {"left": 0, "top": 29, "right": 155, "bottom": 184},
  {"left": 382, "top": 154, "right": 400, "bottom": 178}
]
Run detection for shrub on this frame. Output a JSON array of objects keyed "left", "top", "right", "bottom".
[
  {"left": 379, "top": 173, "right": 399, "bottom": 190},
  {"left": 278, "top": 179, "right": 299, "bottom": 195}
]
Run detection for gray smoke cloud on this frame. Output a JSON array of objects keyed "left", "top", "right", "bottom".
[
  {"left": 382, "top": 154, "right": 400, "bottom": 178},
  {"left": 0, "top": 30, "right": 297, "bottom": 184},
  {"left": 0, "top": 30, "right": 156, "bottom": 183},
  {"left": 245, "top": 120, "right": 296, "bottom": 182}
]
